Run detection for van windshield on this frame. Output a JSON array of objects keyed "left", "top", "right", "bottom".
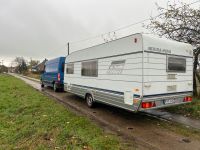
[{"left": 167, "top": 56, "right": 186, "bottom": 72}]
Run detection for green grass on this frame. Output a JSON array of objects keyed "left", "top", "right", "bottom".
[
  {"left": 165, "top": 98, "right": 200, "bottom": 119},
  {"left": 0, "top": 74, "right": 123, "bottom": 150}
]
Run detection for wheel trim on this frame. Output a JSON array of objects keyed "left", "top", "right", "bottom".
[{"left": 87, "top": 96, "right": 93, "bottom": 105}]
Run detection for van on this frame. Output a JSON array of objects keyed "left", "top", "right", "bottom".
[
  {"left": 64, "top": 33, "right": 193, "bottom": 111},
  {"left": 41, "top": 57, "right": 65, "bottom": 92}
]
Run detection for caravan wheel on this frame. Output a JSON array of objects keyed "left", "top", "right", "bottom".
[
  {"left": 41, "top": 83, "right": 44, "bottom": 88},
  {"left": 86, "top": 94, "right": 95, "bottom": 108}
]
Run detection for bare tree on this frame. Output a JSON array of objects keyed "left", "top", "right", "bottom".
[
  {"left": 14, "top": 57, "right": 28, "bottom": 74},
  {"left": 147, "top": 1, "right": 200, "bottom": 96},
  {"left": 29, "top": 59, "right": 40, "bottom": 69}
]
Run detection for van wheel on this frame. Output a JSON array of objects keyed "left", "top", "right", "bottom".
[
  {"left": 60, "top": 87, "right": 64, "bottom": 92},
  {"left": 41, "top": 83, "right": 44, "bottom": 88},
  {"left": 53, "top": 83, "right": 58, "bottom": 92},
  {"left": 86, "top": 94, "right": 95, "bottom": 108}
]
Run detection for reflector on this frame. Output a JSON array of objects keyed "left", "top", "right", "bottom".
[
  {"left": 58, "top": 73, "right": 61, "bottom": 81},
  {"left": 141, "top": 101, "right": 156, "bottom": 109},
  {"left": 183, "top": 96, "right": 192, "bottom": 102}
]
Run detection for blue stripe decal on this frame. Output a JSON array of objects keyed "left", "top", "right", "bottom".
[
  {"left": 72, "top": 84, "right": 124, "bottom": 96},
  {"left": 68, "top": 84, "right": 191, "bottom": 98}
]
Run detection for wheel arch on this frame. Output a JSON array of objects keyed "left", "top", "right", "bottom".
[{"left": 85, "top": 91, "right": 94, "bottom": 101}]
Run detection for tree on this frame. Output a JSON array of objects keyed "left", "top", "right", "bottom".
[
  {"left": 29, "top": 60, "right": 40, "bottom": 68},
  {"left": 0, "top": 65, "right": 8, "bottom": 73},
  {"left": 14, "top": 57, "right": 28, "bottom": 74},
  {"left": 147, "top": 1, "right": 200, "bottom": 96}
]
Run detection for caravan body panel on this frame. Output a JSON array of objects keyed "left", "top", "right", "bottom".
[{"left": 64, "top": 33, "right": 193, "bottom": 111}]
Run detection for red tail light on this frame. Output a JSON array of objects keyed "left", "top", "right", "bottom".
[
  {"left": 58, "top": 73, "right": 60, "bottom": 81},
  {"left": 183, "top": 96, "right": 192, "bottom": 102},
  {"left": 141, "top": 101, "right": 156, "bottom": 109}
]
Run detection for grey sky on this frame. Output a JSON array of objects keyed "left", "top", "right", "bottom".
[{"left": 0, "top": 0, "right": 196, "bottom": 66}]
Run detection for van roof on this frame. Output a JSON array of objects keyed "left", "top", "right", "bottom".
[{"left": 46, "top": 57, "right": 65, "bottom": 65}]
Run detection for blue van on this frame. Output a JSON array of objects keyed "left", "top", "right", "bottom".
[{"left": 41, "top": 57, "right": 65, "bottom": 92}]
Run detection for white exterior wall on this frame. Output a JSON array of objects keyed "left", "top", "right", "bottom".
[
  {"left": 66, "top": 34, "right": 143, "bottom": 62},
  {"left": 65, "top": 34, "right": 144, "bottom": 97},
  {"left": 142, "top": 53, "right": 193, "bottom": 95},
  {"left": 142, "top": 34, "right": 193, "bottom": 96},
  {"left": 66, "top": 53, "right": 143, "bottom": 96},
  {"left": 65, "top": 33, "right": 193, "bottom": 99}
]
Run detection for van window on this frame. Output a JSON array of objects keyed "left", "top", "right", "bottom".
[
  {"left": 167, "top": 56, "right": 186, "bottom": 72},
  {"left": 81, "top": 60, "right": 98, "bottom": 77},
  {"left": 45, "top": 63, "right": 58, "bottom": 72},
  {"left": 66, "top": 63, "right": 74, "bottom": 74}
]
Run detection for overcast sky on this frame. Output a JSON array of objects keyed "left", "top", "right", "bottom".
[{"left": 0, "top": 0, "right": 196, "bottom": 66}]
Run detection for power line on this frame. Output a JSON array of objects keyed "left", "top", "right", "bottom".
[
  {"left": 70, "top": 0, "right": 200, "bottom": 45},
  {"left": 22, "top": 0, "right": 200, "bottom": 55}
]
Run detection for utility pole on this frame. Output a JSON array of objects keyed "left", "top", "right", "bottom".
[
  {"left": 30, "top": 57, "right": 32, "bottom": 70},
  {"left": 67, "top": 42, "right": 70, "bottom": 55},
  {"left": 2, "top": 60, "right": 3, "bottom": 66}
]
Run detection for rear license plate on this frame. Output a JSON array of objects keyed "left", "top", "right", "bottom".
[{"left": 164, "top": 99, "right": 175, "bottom": 105}]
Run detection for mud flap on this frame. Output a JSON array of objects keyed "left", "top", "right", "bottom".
[
  {"left": 124, "top": 91, "right": 142, "bottom": 111},
  {"left": 124, "top": 91, "right": 133, "bottom": 105}
]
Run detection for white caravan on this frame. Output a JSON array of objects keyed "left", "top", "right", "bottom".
[{"left": 64, "top": 33, "right": 193, "bottom": 111}]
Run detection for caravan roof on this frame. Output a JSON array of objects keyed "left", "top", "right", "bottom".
[{"left": 66, "top": 33, "right": 193, "bottom": 63}]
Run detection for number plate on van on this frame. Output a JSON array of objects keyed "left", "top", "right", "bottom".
[{"left": 164, "top": 99, "right": 175, "bottom": 105}]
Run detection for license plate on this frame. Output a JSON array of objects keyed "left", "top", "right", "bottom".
[{"left": 164, "top": 99, "right": 175, "bottom": 105}]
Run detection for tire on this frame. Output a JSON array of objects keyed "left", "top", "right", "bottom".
[
  {"left": 60, "top": 87, "right": 64, "bottom": 92},
  {"left": 41, "top": 82, "right": 44, "bottom": 88},
  {"left": 86, "top": 94, "right": 95, "bottom": 108},
  {"left": 53, "top": 83, "right": 58, "bottom": 92}
]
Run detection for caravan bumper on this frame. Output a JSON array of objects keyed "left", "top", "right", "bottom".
[{"left": 139, "top": 92, "right": 192, "bottom": 111}]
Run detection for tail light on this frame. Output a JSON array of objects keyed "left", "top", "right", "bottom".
[
  {"left": 183, "top": 96, "right": 192, "bottom": 102},
  {"left": 58, "top": 73, "right": 60, "bottom": 81},
  {"left": 141, "top": 101, "right": 156, "bottom": 109}
]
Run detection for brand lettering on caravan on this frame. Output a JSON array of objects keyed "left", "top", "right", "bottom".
[{"left": 148, "top": 47, "right": 171, "bottom": 54}]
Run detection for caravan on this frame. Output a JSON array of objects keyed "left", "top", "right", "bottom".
[{"left": 64, "top": 33, "right": 193, "bottom": 112}]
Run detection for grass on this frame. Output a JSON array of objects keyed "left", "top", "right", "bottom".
[
  {"left": 165, "top": 98, "right": 200, "bottom": 119},
  {"left": 0, "top": 74, "right": 124, "bottom": 150}
]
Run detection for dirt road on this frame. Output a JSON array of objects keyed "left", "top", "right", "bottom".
[{"left": 11, "top": 74, "right": 200, "bottom": 150}]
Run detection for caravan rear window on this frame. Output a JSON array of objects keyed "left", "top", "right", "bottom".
[{"left": 167, "top": 56, "right": 186, "bottom": 72}]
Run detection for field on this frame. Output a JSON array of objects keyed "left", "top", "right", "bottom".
[{"left": 0, "top": 74, "right": 123, "bottom": 149}]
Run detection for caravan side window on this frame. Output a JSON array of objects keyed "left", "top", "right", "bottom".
[
  {"left": 66, "top": 63, "right": 74, "bottom": 74},
  {"left": 81, "top": 60, "right": 98, "bottom": 77}
]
